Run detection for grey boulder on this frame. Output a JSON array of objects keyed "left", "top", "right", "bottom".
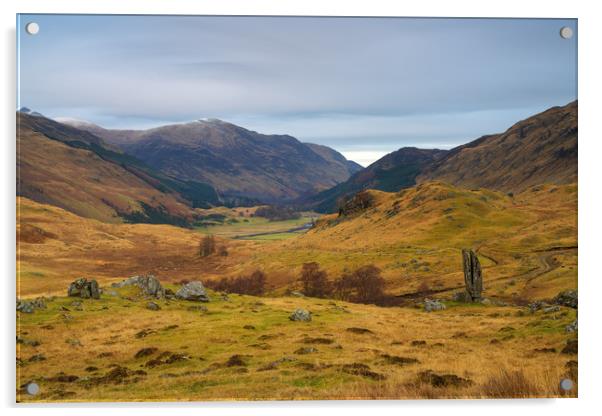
[
  {"left": 424, "top": 299, "right": 446, "bottom": 312},
  {"left": 553, "top": 290, "right": 578, "bottom": 309},
  {"left": 112, "top": 275, "right": 165, "bottom": 299},
  {"left": 289, "top": 308, "right": 311, "bottom": 322},
  {"left": 176, "top": 281, "right": 210, "bottom": 302},
  {"left": 67, "top": 278, "right": 100, "bottom": 299}
]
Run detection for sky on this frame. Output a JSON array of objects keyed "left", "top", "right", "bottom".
[{"left": 17, "top": 15, "right": 577, "bottom": 166}]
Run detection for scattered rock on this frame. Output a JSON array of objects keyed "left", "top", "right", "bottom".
[
  {"left": 85, "top": 366, "right": 99, "bottom": 372},
  {"left": 176, "top": 281, "right": 210, "bottom": 302},
  {"left": 17, "top": 297, "right": 47, "bottom": 313},
  {"left": 135, "top": 347, "right": 158, "bottom": 358},
  {"left": 294, "top": 347, "right": 318, "bottom": 355},
  {"left": 257, "top": 356, "right": 295, "bottom": 371},
  {"left": 346, "top": 327, "right": 374, "bottom": 335},
  {"left": 418, "top": 370, "right": 473, "bottom": 388},
  {"left": 561, "top": 339, "right": 578, "bottom": 355},
  {"left": 67, "top": 278, "right": 100, "bottom": 299},
  {"left": 289, "top": 308, "right": 312, "bottom": 322},
  {"left": 290, "top": 291, "right": 305, "bottom": 297},
  {"left": 566, "top": 319, "right": 578, "bottom": 333},
  {"left": 411, "top": 340, "right": 427, "bottom": 346},
  {"left": 452, "top": 292, "right": 471, "bottom": 303},
  {"left": 243, "top": 325, "right": 255, "bottom": 330},
  {"left": 112, "top": 275, "right": 165, "bottom": 299},
  {"left": 553, "top": 290, "right": 578, "bottom": 309},
  {"left": 28, "top": 353, "right": 46, "bottom": 362},
  {"left": 543, "top": 305, "right": 560, "bottom": 313},
  {"left": 424, "top": 299, "right": 446, "bottom": 312},
  {"left": 146, "top": 301, "right": 161, "bottom": 311},
  {"left": 341, "top": 363, "right": 385, "bottom": 380}
]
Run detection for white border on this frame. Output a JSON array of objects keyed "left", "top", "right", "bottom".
[{"left": 2, "top": 1, "right": 601, "bottom": 415}]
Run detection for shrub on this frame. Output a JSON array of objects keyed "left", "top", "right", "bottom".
[
  {"left": 206, "top": 270, "right": 266, "bottom": 295},
  {"left": 298, "top": 262, "right": 331, "bottom": 298},
  {"left": 199, "top": 234, "right": 216, "bottom": 257},
  {"left": 334, "top": 265, "right": 385, "bottom": 304}
]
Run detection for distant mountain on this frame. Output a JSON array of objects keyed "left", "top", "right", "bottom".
[
  {"left": 303, "top": 147, "right": 448, "bottom": 213},
  {"left": 63, "top": 118, "right": 361, "bottom": 203},
  {"left": 303, "top": 142, "right": 363, "bottom": 174},
  {"left": 417, "top": 101, "right": 577, "bottom": 192},
  {"left": 17, "top": 111, "right": 220, "bottom": 225}
]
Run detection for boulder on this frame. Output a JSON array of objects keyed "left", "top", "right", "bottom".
[
  {"left": 16, "top": 297, "right": 47, "bottom": 313},
  {"left": 175, "top": 281, "right": 210, "bottom": 302},
  {"left": 146, "top": 302, "right": 161, "bottom": 311},
  {"left": 67, "top": 278, "right": 100, "bottom": 299},
  {"left": 424, "top": 299, "right": 446, "bottom": 312},
  {"left": 289, "top": 308, "right": 312, "bottom": 321},
  {"left": 565, "top": 319, "right": 578, "bottom": 333},
  {"left": 112, "top": 275, "right": 165, "bottom": 299},
  {"left": 553, "top": 290, "right": 578, "bottom": 309}
]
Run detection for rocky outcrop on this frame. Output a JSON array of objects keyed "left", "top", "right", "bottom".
[
  {"left": 289, "top": 308, "right": 312, "bottom": 321},
  {"left": 175, "top": 281, "right": 210, "bottom": 302},
  {"left": 67, "top": 278, "right": 100, "bottom": 299},
  {"left": 462, "top": 249, "right": 483, "bottom": 302},
  {"left": 424, "top": 299, "right": 446, "bottom": 312},
  {"left": 16, "top": 297, "right": 47, "bottom": 313},
  {"left": 112, "top": 275, "right": 165, "bottom": 299},
  {"left": 553, "top": 290, "right": 578, "bottom": 309}
]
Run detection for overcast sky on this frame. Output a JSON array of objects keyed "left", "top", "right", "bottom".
[{"left": 18, "top": 15, "right": 577, "bottom": 166}]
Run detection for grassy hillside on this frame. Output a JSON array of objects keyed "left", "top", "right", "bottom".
[
  {"left": 304, "top": 147, "right": 447, "bottom": 213},
  {"left": 17, "top": 285, "right": 576, "bottom": 402},
  {"left": 18, "top": 179, "right": 577, "bottom": 304},
  {"left": 417, "top": 101, "right": 577, "bottom": 192},
  {"left": 245, "top": 182, "right": 577, "bottom": 301},
  {"left": 18, "top": 112, "right": 220, "bottom": 225}
]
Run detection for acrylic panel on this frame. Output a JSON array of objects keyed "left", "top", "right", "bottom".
[{"left": 16, "top": 15, "right": 578, "bottom": 402}]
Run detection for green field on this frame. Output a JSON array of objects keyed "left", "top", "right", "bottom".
[{"left": 195, "top": 214, "right": 318, "bottom": 240}]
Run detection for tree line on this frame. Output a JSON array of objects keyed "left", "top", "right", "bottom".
[{"left": 205, "top": 260, "right": 386, "bottom": 305}]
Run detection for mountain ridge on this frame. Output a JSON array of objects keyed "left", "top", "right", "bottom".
[{"left": 61, "top": 118, "right": 362, "bottom": 203}]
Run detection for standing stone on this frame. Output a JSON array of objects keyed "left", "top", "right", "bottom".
[{"left": 462, "top": 249, "right": 483, "bottom": 302}]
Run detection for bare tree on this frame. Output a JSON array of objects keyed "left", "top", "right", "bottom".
[
  {"left": 199, "top": 234, "right": 216, "bottom": 257},
  {"left": 298, "top": 262, "right": 331, "bottom": 298}
]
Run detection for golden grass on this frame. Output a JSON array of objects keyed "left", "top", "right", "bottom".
[{"left": 16, "top": 287, "right": 577, "bottom": 402}]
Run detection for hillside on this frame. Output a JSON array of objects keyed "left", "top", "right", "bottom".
[
  {"left": 64, "top": 119, "right": 362, "bottom": 203},
  {"left": 248, "top": 181, "right": 577, "bottom": 301},
  {"left": 17, "top": 112, "right": 220, "bottom": 225},
  {"left": 417, "top": 101, "right": 577, "bottom": 192},
  {"left": 304, "top": 147, "right": 447, "bottom": 213}
]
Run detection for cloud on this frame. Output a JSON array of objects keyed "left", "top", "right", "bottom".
[{"left": 18, "top": 15, "right": 576, "bottom": 165}]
